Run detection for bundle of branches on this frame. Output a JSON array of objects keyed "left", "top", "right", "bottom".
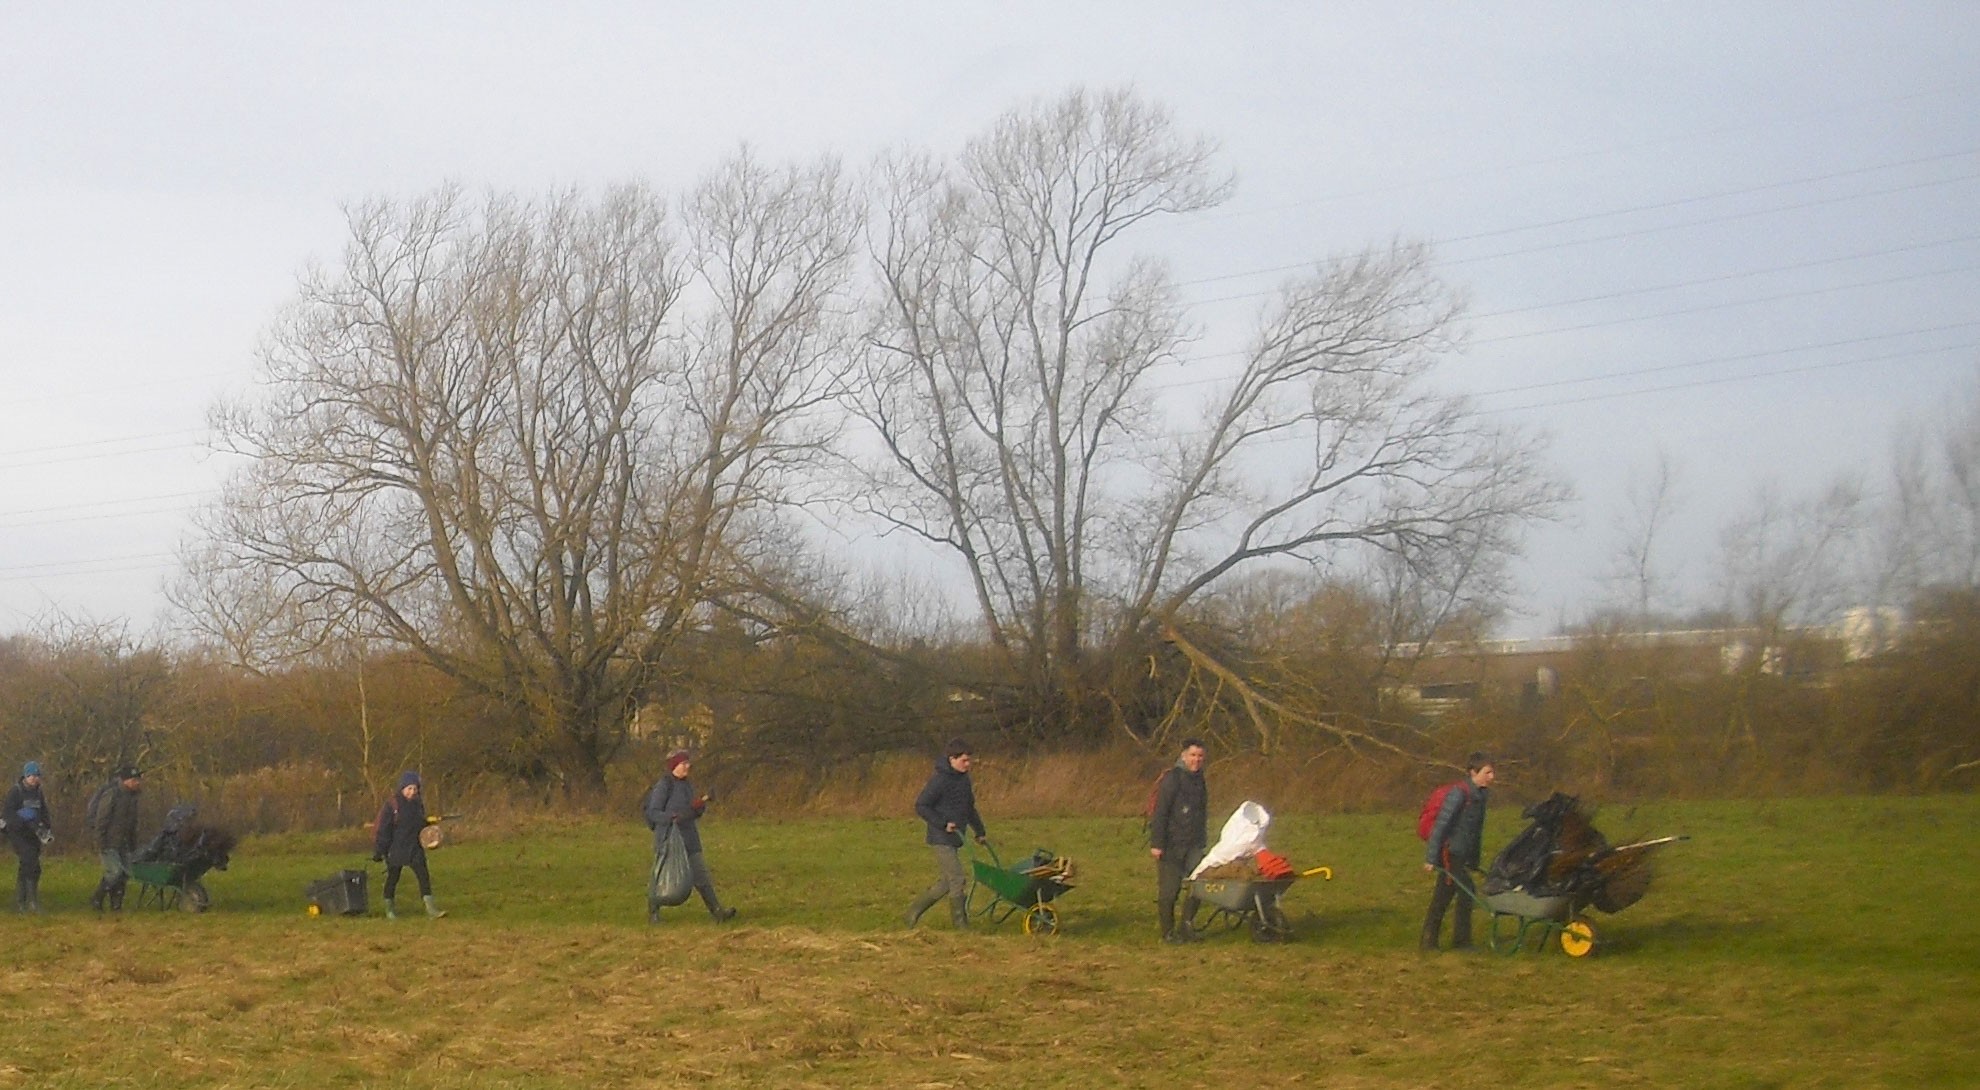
[
  {"left": 1485, "top": 792, "right": 1681, "bottom": 912},
  {"left": 134, "top": 803, "right": 237, "bottom": 883}
]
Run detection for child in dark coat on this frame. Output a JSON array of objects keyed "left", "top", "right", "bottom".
[{"left": 374, "top": 770, "right": 446, "bottom": 919}]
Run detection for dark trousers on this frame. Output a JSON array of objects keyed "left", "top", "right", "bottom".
[
  {"left": 649, "top": 848, "right": 726, "bottom": 916},
  {"left": 1155, "top": 847, "right": 1205, "bottom": 937},
  {"left": 1421, "top": 867, "right": 1476, "bottom": 948},
  {"left": 383, "top": 852, "right": 433, "bottom": 898},
  {"left": 8, "top": 833, "right": 40, "bottom": 883}
]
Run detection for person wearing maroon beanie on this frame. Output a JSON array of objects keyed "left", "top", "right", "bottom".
[{"left": 643, "top": 750, "right": 736, "bottom": 925}]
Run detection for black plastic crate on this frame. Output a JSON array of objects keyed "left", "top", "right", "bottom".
[{"left": 306, "top": 869, "right": 368, "bottom": 916}]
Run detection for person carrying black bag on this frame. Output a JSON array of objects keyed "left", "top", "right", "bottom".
[{"left": 643, "top": 749, "right": 736, "bottom": 925}]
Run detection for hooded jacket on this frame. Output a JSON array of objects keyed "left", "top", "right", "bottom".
[
  {"left": 3, "top": 778, "right": 51, "bottom": 843},
  {"left": 644, "top": 773, "right": 708, "bottom": 854},
  {"left": 94, "top": 782, "right": 143, "bottom": 854},
  {"left": 1148, "top": 762, "right": 1208, "bottom": 858},
  {"left": 374, "top": 774, "right": 430, "bottom": 868},
  {"left": 1424, "top": 779, "right": 1489, "bottom": 870},
  {"left": 914, "top": 758, "right": 985, "bottom": 847}
]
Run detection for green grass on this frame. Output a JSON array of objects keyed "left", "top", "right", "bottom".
[{"left": 0, "top": 796, "right": 1975, "bottom": 1088}]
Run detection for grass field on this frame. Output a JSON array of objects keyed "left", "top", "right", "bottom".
[{"left": 0, "top": 795, "right": 1975, "bottom": 1088}]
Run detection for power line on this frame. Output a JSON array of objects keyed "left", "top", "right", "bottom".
[
  {"left": 1480, "top": 347, "right": 1972, "bottom": 415},
  {"left": 1174, "top": 148, "right": 1980, "bottom": 289},
  {"left": 1468, "top": 263, "right": 1979, "bottom": 345}
]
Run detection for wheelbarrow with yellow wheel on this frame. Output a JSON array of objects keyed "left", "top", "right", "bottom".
[
  {"left": 1436, "top": 866, "right": 1602, "bottom": 957},
  {"left": 966, "top": 843, "right": 1075, "bottom": 935}
]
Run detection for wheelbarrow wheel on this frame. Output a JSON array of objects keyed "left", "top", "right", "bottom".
[
  {"left": 1021, "top": 903, "right": 1059, "bottom": 936},
  {"left": 1560, "top": 917, "right": 1597, "bottom": 957}
]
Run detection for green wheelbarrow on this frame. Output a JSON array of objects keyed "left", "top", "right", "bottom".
[
  {"left": 129, "top": 860, "right": 211, "bottom": 913},
  {"left": 966, "top": 843, "right": 1075, "bottom": 935},
  {"left": 1435, "top": 866, "right": 1596, "bottom": 957}
]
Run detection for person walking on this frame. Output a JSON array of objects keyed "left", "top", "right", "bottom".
[
  {"left": 903, "top": 738, "right": 987, "bottom": 930},
  {"left": 642, "top": 749, "right": 737, "bottom": 925},
  {"left": 3, "top": 761, "right": 53, "bottom": 912},
  {"left": 1421, "top": 751, "right": 1495, "bottom": 951},
  {"left": 89, "top": 766, "right": 144, "bottom": 912},
  {"left": 1148, "top": 738, "right": 1209, "bottom": 943},
  {"left": 373, "top": 770, "right": 446, "bottom": 919}
]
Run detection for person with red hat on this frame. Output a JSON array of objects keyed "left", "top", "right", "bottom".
[{"left": 643, "top": 749, "right": 736, "bottom": 925}]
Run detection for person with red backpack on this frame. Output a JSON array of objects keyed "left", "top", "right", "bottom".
[
  {"left": 1148, "top": 738, "right": 1209, "bottom": 944},
  {"left": 1420, "top": 752, "right": 1495, "bottom": 951}
]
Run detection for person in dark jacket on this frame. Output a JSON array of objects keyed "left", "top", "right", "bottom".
[
  {"left": 89, "top": 765, "right": 144, "bottom": 912},
  {"left": 1148, "top": 738, "right": 1209, "bottom": 943},
  {"left": 1421, "top": 751, "right": 1496, "bottom": 951},
  {"left": 643, "top": 749, "right": 736, "bottom": 925},
  {"left": 903, "top": 738, "right": 987, "bottom": 930},
  {"left": 3, "top": 761, "right": 53, "bottom": 912},
  {"left": 373, "top": 770, "right": 446, "bottom": 919}
]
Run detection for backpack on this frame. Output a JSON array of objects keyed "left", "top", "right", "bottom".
[
  {"left": 85, "top": 782, "right": 116, "bottom": 832},
  {"left": 1140, "top": 768, "right": 1172, "bottom": 829},
  {"left": 1416, "top": 780, "right": 1472, "bottom": 840}
]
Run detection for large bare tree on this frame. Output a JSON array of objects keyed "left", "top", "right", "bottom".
[
  {"left": 185, "top": 159, "right": 859, "bottom": 791},
  {"left": 851, "top": 88, "right": 1563, "bottom": 743}
]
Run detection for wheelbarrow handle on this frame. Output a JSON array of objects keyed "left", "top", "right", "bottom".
[{"left": 1300, "top": 866, "right": 1333, "bottom": 880}]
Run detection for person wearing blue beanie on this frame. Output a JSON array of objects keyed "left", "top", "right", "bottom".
[
  {"left": 4, "top": 761, "right": 52, "bottom": 911},
  {"left": 373, "top": 771, "right": 445, "bottom": 919}
]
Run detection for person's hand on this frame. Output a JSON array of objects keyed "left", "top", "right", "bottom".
[
  {"left": 973, "top": 834, "right": 988, "bottom": 845},
  {"left": 944, "top": 822, "right": 958, "bottom": 833},
  {"left": 1422, "top": 862, "right": 1433, "bottom": 874},
  {"left": 1150, "top": 848, "right": 1163, "bottom": 859}
]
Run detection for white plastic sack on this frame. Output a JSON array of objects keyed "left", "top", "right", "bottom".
[{"left": 1188, "top": 800, "right": 1272, "bottom": 879}]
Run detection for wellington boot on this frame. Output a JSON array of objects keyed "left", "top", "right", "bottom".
[
  {"left": 24, "top": 879, "right": 39, "bottom": 913},
  {"left": 384, "top": 897, "right": 397, "bottom": 920},
  {"left": 423, "top": 895, "right": 447, "bottom": 919}
]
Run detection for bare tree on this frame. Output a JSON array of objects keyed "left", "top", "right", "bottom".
[
  {"left": 850, "top": 88, "right": 1563, "bottom": 744},
  {"left": 1716, "top": 479, "right": 1867, "bottom": 634},
  {"left": 1600, "top": 451, "right": 1684, "bottom": 624},
  {"left": 185, "top": 159, "right": 860, "bottom": 792}
]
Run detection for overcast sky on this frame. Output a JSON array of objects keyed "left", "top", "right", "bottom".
[{"left": 3, "top": 3, "right": 1976, "bottom": 639}]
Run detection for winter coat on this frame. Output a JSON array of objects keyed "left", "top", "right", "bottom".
[
  {"left": 644, "top": 773, "right": 708, "bottom": 854},
  {"left": 3, "top": 779, "right": 51, "bottom": 845},
  {"left": 94, "top": 784, "right": 142, "bottom": 854},
  {"left": 373, "top": 791, "right": 430, "bottom": 868},
  {"left": 1148, "top": 763, "right": 1209, "bottom": 858},
  {"left": 1425, "top": 780, "right": 1489, "bottom": 870},
  {"left": 914, "top": 759, "right": 985, "bottom": 847}
]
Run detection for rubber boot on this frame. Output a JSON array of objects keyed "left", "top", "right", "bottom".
[
  {"left": 108, "top": 882, "right": 125, "bottom": 912},
  {"left": 384, "top": 897, "right": 397, "bottom": 919},
  {"left": 647, "top": 898, "right": 661, "bottom": 925},
  {"left": 423, "top": 895, "right": 447, "bottom": 919},
  {"left": 1176, "top": 897, "right": 1202, "bottom": 942},
  {"left": 1159, "top": 901, "right": 1176, "bottom": 942},
  {"left": 24, "top": 878, "right": 38, "bottom": 913},
  {"left": 948, "top": 894, "right": 969, "bottom": 931},
  {"left": 13, "top": 876, "right": 26, "bottom": 913},
  {"left": 90, "top": 881, "right": 107, "bottom": 912},
  {"left": 903, "top": 884, "right": 945, "bottom": 929}
]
